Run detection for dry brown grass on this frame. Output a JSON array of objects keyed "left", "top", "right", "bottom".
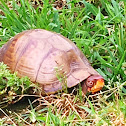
[{"left": 0, "top": 87, "right": 126, "bottom": 125}]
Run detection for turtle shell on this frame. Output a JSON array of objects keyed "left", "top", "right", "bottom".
[{"left": 0, "top": 29, "right": 99, "bottom": 94}]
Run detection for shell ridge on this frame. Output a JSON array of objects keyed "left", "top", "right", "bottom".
[
  {"left": 14, "top": 36, "right": 35, "bottom": 71},
  {"left": 35, "top": 46, "right": 60, "bottom": 82}
]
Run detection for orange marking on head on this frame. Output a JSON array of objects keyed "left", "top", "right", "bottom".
[{"left": 91, "top": 79, "right": 104, "bottom": 93}]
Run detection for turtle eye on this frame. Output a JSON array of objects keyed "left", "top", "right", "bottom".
[{"left": 87, "top": 80, "right": 94, "bottom": 87}]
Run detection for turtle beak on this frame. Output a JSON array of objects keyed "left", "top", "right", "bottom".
[{"left": 90, "top": 79, "right": 104, "bottom": 93}]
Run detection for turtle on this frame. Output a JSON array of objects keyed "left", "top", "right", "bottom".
[{"left": 0, "top": 29, "right": 104, "bottom": 95}]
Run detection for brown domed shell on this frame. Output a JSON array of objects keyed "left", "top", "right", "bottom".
[{"left": 0, "top": 29, "right": 99, "bottom": 94}]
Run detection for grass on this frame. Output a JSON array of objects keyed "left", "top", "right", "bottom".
[{"left": 0, "top": 0, "right": 126, "bottom": 125}]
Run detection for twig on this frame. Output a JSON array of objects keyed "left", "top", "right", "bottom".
[
  {"left": 66, "top": 98, "right": 82, "bottom": 119},
  {"left": 0, "top": 108, "right": 17, "bottom": 126},
  {"left": 14, "top": 112, "right": 32, "bottom": 126}
]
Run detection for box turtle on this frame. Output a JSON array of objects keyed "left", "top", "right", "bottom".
[{"left": 0, "top": 29, "right": 104, "bottom": 94}]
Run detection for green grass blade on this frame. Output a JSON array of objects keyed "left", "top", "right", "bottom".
[{"left": 117, "top": 50, "right": 126, "bottom": 73}]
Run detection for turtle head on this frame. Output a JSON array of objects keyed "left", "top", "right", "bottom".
[{"left": 82, "top": 75, "right": 104, "bottom": 94}]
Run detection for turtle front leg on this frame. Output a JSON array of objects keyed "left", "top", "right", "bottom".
[{"left": 81, "top": 81, "right": 88, "bottom": 94}]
